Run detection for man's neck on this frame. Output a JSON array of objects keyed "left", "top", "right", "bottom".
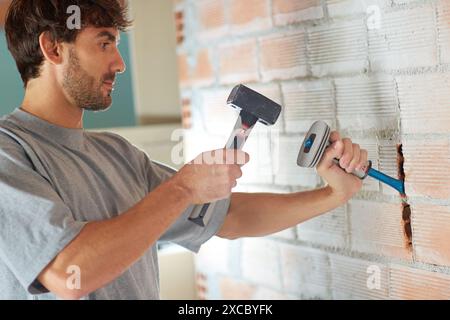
[{"left": 21, "top": 80, "right": 84, "bottom": 129}]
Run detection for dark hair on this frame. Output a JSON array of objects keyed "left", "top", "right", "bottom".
[{"left": 5, "top": 0, "right": 132, "bottom": 86}]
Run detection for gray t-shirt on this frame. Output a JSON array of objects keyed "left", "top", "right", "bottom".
[{"left": 0, "top": 108, "right": 230, "bottom": 300}]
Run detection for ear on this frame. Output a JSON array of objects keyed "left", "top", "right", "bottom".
[{"left": 39, "top": 31, "right": 64, "bottom": 65}]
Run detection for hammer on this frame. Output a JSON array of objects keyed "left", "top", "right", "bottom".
[{"left": 189, "top": 84, "right": 282, "bottom": 227}]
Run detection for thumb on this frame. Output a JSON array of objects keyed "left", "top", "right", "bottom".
[
  {"left": 223, "top": 149, "right": 250, "bottom": 165},
  {"left": 317, "top": 140, "right": 344, "bottom": 170}
]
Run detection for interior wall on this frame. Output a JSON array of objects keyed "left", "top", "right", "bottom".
[{"left": 174, "top": 0, "right": 450, "bottom": 300}]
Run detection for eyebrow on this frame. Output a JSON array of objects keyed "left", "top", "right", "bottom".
[{"left": 95, "top": 31, "right": 120, "bottom": 44}]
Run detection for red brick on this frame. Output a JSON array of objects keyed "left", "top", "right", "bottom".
[
  {"left": 349, "top": 200, "right": 412, "bottom": 260},
  {"left": 177, "top": 50, "right": 215, "bottom": 88},
  {"left": 389, "top": 265, "right": 450, "bottom": 299},
  {"left": 229, "top": 0, "right": 271, "bottom": 33},
  {"left": 192, "top": 49, "right": 215, "bottom": 86},
  {"left": 273, "top": 0, "right": 323, "bottom": 25},
  {"left": 397, "top": 74, "right": 450, "bottom": 134},
  {"left": 259, "top": 31, "right": 307, "bottom": 81},
  {"left": 219, "top": 40, "right": 259, "bottom": 84},
  {"left": 198, "top": 0, "right": 226, "bottom": 31},
  {"left": 412, "top": 204, "right": 450, "bottom": 267},
  {"left": 403, "top": 140, "right": 450, "bottom": 200},
  {"left": 273, "top": 0, "right": 321, "bottom": 14}
]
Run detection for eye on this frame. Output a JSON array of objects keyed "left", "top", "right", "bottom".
[{"left": 101, "top": 42, "right": 111, "bottom": 50}]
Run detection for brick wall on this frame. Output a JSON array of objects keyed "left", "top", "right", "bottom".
[{"left": 174, "top": 0, "right": 450, "bottom": 299}]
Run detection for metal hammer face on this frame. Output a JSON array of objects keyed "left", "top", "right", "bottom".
[{"left": 227, "top": 84, "right": 282, "bottom": 126}]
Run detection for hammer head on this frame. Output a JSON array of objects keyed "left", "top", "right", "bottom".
[{"left": 227, "top": 84, "right": 282, "bottom": 126}]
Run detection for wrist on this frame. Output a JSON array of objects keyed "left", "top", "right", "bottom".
[
  {"left": 169, "top": 173, "right": 194, "bottom": 204},
  {"left": 323, "top": 185, "right": 349, "bottom": 206}
]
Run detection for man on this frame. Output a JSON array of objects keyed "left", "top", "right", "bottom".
[{"left": 0, "top": 0, "right": 368, "bottom": 300}]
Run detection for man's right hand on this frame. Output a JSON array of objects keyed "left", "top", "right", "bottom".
[{"left": 173, "top": 149, "right": 250, "bottom": 204}]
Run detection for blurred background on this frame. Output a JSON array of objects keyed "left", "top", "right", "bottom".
[{"left": 1, "top": 0, "right": 450, "bottom": 300}]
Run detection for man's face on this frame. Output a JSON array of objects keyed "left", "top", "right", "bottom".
[{"left": 62, "top": 27, "right": 126, "bottom": 111}]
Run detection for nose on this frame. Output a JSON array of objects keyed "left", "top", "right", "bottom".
[{"left": 113, "top": 48, "right": 126, "bottom": 74}]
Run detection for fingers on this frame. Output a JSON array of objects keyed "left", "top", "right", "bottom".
[
  {"left": 223, "top": 149, "right": 250, "bottom": 166},
  {"left": 226, "top": 163, "right": 242, "bottom": 191},
  {"left": 317, "top": 139, "right": 344, "bottom": 173},
  {"left": 357, "top": 149, "right": 368, "bottom": 171},
  {"left": 339, "top": 140, "right": 369, "bottom": 173},
  {"left": 318, "top": 132, "right": 369, "bottom": 175},
  {"left": 329, "top": 131, "right": 341, "bottom": 143},
  {"left": 339, "top": 138, "right": 353, "bottom": 169},
  {"left": 195, "top": 149, "right": 250, "bottom": 165},
  {"left": 346, "top": 144, "right": 360, "bottom": 173},
  {"left": 230, "top": 165, "right": 243, "bottom": 179}
]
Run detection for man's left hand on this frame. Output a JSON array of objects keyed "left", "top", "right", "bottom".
[{"left": 316, "top": 131, "right": 368, "bottom": 204}]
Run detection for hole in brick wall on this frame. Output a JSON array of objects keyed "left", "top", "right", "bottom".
[
  {"left": 397, "top": 144, "right": 412, "bottom": 247},
  {"left": 175, "top": 10, "right": 184, "bottom": 45},
  {"left": 402, "top": 203, "right": 412, "bottom": 246},
  {"left": 181, "top": 98, "right": 192, "bottom": 129},
  {"left": 397, "top": 144, "right": 406, "bottom": 184}
]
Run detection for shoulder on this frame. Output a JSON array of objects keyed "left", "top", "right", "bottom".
[
  {"left": 0, "top": 122, "right": 25, "bottom": 153},
  {"left": 86, "top": 130, "right": 143, "bottom": 155},
  {"left": 0, "top": 127, "right": 33, "bottom": 169},
  {"left": 85, "top": 130, "right": 149, "bottom": 170}
]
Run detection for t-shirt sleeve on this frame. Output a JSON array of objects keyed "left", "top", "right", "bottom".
[
  {"left": 0, "top": 134, "right": 87, "bottom": 295},
  {"left": 142, "top": 154, "right": 230, "bottom": 253}
]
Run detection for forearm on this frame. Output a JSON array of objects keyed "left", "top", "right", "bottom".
[
  {"left": 38, "top": 176, "right": 191, "bottom": 299},
  {"left": 219, "top": 186, "right": 344, "bottom": 239}
]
